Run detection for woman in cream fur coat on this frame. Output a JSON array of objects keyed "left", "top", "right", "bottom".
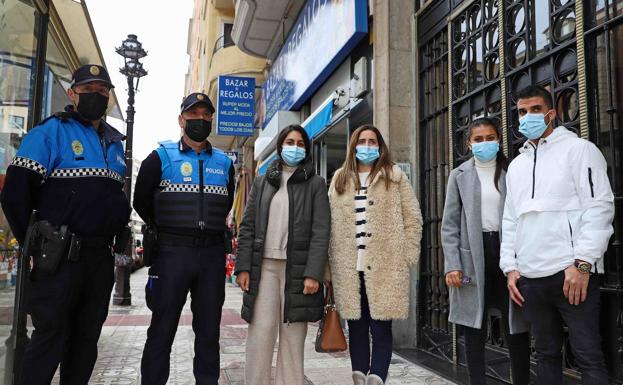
[{"left": 328, "top": 124, "right": 423, "bottom": 385}]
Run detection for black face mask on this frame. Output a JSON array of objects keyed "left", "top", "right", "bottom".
[
  {"left": 184, "top": 119, "right": 212, "bottom": 142},
  {"left": 76, "top": 92, "right": 109, "bottom": 121}
]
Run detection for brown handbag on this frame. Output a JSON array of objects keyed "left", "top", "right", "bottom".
[{"left": 315, "top": 283, "right": 348, "bottom": 353}]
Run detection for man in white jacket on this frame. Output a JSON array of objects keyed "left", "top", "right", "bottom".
[{"left": 500, "top": 85, "right": 614, "bottom": 384}]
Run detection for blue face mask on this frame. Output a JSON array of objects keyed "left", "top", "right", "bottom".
[
  {"left": 281, "top": 145, "right": 306, "bottom": 166},
  {"left": 471, "top": 141, "right": 499, "bottom": 162},
  {"left": 519, "top": 113, "right": 550, "bottom": 140},
  {"left": 356, "top": 146, "right": 380, "bottom": 165}
]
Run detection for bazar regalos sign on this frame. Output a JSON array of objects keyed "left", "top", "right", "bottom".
[
  {"left": 216, "top": 75, "right": 255, "bottom": 136},
  {"left": 261, "top": 0, "right": 367, "bottom": 128}
]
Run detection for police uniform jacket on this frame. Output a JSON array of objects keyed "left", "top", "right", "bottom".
[
  {"left": 0, "top": 106, "right": 131, "bottom": 245},
  {"left": 133, "top": 139, "right": 235, "bottom": 237}
]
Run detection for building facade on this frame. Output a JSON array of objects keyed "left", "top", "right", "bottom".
[
  {"left": 232, "top": 0, "right": 418, "bottom": 351},
  {"left": 234, "top": 0, "right": 376, "bottom": 182},
  {"left": 410, "top": 0, "right": 623, "bottom": 383},
  {"left": 185, "top": 0, "right": 267, "bottom": 171},
  {"left": 233, "top": 0, "right": 623, "bottom": 383}
]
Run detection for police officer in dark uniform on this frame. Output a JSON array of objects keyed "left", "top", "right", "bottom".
[
  {"left": 0, "top": 64, "right": 131, "bottom": 384},
  {"left": 133, "top": 92, "right": 234, "bottom": 385}
]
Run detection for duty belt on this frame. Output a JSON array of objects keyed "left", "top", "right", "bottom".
[
  {"left": 76, "top": 235, "right": 114, "bottom": 249},
  {"left": 158, "top": 232, "right": 224, "bottom": 248}
]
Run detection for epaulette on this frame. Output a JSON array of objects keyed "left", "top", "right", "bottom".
[
  {"left": 53, "top": 111, "right": 72, "bottom": 121},
  {"left": 38, "top": 111, "right": 72, "bottom": 126}
]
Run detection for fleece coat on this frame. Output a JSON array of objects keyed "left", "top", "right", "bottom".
[{"left": 328, "top": 165, "right": 423, "bottom": 320}]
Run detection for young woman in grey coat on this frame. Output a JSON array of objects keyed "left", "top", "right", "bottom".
[
  {"left": 235, "top": 124, "right": 330, "bottom": 385},
  {"left": 441, "top": 118, "right": 530, "bottom": 385}
]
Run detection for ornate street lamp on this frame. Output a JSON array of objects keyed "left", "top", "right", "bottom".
[{"left": 113, "top": 34, "right": 147, "bottom": 306}]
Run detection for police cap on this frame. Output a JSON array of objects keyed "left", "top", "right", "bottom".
[
  {"left": 180, "top": 92, "right": 215, "bottom": 114},
  {"left": 71, "top": 64, "right": 114, "bottom": 89}
]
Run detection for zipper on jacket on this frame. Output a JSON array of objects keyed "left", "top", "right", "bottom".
[
  {"left": 100, "top": 135, "right": 109, "bottom": 170},
  {"left": 588, "top": 167, "right": 595, "bottom": 198},
  {"left": 531, "top": 144, "right": 538, "bottom": 199},
  {"left": 198, "top": 159, "right": 206, "bottom": 230},
  {"left": 283, "top": 180, "right": 294, "bottom": 323}
]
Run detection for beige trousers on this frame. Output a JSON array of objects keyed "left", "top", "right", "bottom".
[{"left": 245, "top": 258, "right": 308, "bottom": 385}]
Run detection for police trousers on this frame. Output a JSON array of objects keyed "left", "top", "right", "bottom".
[
  {"left": 21, "top": 246, "right": 114, "bottom": 385},
  {"left": 141, "top": 242, "right": 226, "bottom": 385}
]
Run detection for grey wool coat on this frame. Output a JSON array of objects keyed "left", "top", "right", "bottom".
[
  {"left": 440, "top": 158, "right": 529, "bottom": 334},
  {"left": 235, "top": 159, "right": 330, "bottom": 324}
]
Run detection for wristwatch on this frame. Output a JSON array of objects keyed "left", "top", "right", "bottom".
[{"left": 574, "top": 260, "right": 592, "bottom": 274}]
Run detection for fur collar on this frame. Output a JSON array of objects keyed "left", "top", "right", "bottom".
[{"left": 336, "top": 164, "right": 404, "bottom": 191}]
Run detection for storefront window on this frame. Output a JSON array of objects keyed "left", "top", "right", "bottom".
[
  {"left": 314, "top": 119, "right": 348, "bottom": 185},
  {"left": 0, "top": 0, "right": 39, "bottom": 283},
  {"left": 43, "top": 31, "right": 73, "bottom": 116}
]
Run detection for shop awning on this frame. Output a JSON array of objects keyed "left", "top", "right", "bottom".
[
  {"left": 52, "top": 0, "right": 123, "bottom": 120},
  {"left": 256, "top": 96, "right": 334, "bottom": 176},
  {"left": 302, "top": 97, "right": 334, "bottom": 140},
  {"left": 257, "top": 152, "right": 277, "bottom": 176}
]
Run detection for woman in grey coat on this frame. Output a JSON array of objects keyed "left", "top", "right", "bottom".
[
  {"left": 441, "top": 118, "right": 530, "bottom": 385},
  {"left": 235, "top": 124, "right": 330, "bottom": 385}
]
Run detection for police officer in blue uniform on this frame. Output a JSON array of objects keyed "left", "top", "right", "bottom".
[
  {"left": 133, "top": 92, "right": 235, "bottom": 385},
  {"left": 0, "top": 64, "right": 131, "bottom": 384}
]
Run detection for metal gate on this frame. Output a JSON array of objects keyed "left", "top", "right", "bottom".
[{"left": 415, "top": 0, "right": 623, "bottom": 382}]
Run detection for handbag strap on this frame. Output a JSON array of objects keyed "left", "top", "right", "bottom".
[{"left": 325, "top": 282, "right": 335, "bottom": 306}]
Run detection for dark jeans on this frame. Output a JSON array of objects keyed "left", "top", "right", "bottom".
[
  {"left": 518, "top": 271, "right": 607, "bottom": 385},
  {"left": 141, "top": 243, "right": 225, "bottom": 385},
  {"left": 462, "top": 232, "right": 531, "bottom": 385},
  {"left": 21, "top": 246, "right": 115, "bottom": 385},
  {"left": 348, "top": 272, "right": 393, "bottom": 382}
]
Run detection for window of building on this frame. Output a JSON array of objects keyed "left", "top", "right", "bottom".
[
  {"left": 0, "top": 0, "right": 39, "bottom": 258},
  {"left": 223, "top": 22, "right": 234, "bottom": 47},
  {"left": 43, "top": 31, "right": 73, "bottom": 117}
]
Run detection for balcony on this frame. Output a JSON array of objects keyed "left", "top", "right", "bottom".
[
  {"left": 231, "top": 0, "right": 305, "bottom": 60},
  {"left": 210, "top": 35, "right": 236, "bottom": 65}
]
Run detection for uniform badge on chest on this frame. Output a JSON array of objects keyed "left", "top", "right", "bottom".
[
  {"left": 71, "top": 140, "right": 84, "bottom": 156},
  {"left": 181, "top": 161, "right": 193, "bottom": 182}
]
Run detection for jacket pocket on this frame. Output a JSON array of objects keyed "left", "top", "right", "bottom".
[{"left": 459, "top": 248, "right": 476, "bottom": 278}]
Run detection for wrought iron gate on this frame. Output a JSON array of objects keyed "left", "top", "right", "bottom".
[{"left": 416, "top": 0, "right": 623, "bottom": 382}]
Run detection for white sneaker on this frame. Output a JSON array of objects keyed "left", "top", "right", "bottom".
[
  {"left": 352, "top": 371, "right": 366, "bottom": 385},
  {"left": 365, "top": 374, "right": 384, "bottom": 385}
]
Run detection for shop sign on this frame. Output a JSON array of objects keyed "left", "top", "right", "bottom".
[
  {"left": 216, "top": 75, "right": 256, "bottom": 136},
  {"left": 261, "top": 0, "right": 367, "bottom": 128}
]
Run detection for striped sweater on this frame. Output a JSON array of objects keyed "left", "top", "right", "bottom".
[{"left": 356, "top": 172, "right": 370, "bottom": 271}]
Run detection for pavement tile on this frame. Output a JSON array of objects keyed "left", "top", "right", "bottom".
[{"left": 0, "top": 267, "right": 455, "bottom": 384}]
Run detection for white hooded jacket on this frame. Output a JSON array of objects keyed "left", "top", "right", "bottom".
[{"left": 500, "top": 126, "right": 614, "bottom": 278}]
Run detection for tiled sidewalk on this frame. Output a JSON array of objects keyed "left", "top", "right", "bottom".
[{"left": 0, "top": 268, "right": 454, "bottom": 385}]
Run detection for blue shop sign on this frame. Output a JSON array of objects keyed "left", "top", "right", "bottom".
[
  {"left": 261, "top": 0, "right": 367, "bottom": 128},
  {"left": 216, "top": 75, "right": 256, "bottom": 136}
]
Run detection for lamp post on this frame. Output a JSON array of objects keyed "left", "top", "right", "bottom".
[{"left": 113, "top": 34, "right": 147, "bottom": 306}]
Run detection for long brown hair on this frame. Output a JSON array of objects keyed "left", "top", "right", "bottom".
[
  {"left": 334, "top": 124, "right": 394, "bottom": 194},
  {"left": 467, "top": 117, "right": 508, "bottom": 191}
]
